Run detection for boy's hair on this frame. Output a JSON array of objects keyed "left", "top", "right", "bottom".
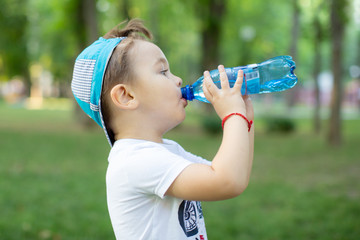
[{"left": 101, "top": 19, "right": 153, "bottom": 143}]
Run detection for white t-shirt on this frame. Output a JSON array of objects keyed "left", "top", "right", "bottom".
[{"left": 106, "top": 139, "right": 211, "bottom": 240}]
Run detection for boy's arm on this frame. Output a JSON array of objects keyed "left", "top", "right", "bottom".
[
  {"left": 245, "top": 96, "right": 254, "bottom": 183},
  {"left": 166, "top": 66, "right": 254, "bottom": 201}
]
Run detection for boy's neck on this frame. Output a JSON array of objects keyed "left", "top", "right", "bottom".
[
  {"left": 111, "top": 108, "right": 177, "bottom": 144},
  {"left": 113, "top": 115, "right": 165, "bottom": 143},
  {"left": 114, "top": 131, "right": 164, "bottom": 144}
]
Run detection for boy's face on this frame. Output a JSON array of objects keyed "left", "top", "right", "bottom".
[{"left": 130, "top": 40, "right": 188, "bottom": 133}]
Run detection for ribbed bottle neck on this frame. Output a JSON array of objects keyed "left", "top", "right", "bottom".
[{"left": 181, "top": 85, "right": 194, "bottom": 101}]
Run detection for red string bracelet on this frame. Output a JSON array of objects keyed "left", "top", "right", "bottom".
[{"left": 222, "top": 113, "right": 253, "bottom": 132}]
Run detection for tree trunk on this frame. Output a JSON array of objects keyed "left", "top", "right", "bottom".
[
  {"left": 121, "top": 0, "right": 130, "bottom": 20},
  {"left": 328, "top": 0, "right": 347, "bottom": 146},
  {"left": 286, "top": 0, "right": 300, "bottom": 109},
  {"left": 23, "top": 66, "right": 32, "bottom": 97},
  {"left": 82, "top": 0, "right": 99, "bottom": 44},
  {"left": 73, "top": 0, "right": 99, "bottom": 128},
  {"left": 191, "top": 0, "right": 226, "bottom": 130},
  {"left": 148, "top": 0, "right": 161, "bottom": 45},
  {"left": 201, "top": 0, "right": 225, "bottom": 70},
  {"left": 199, "top": 0, "right": 226, "bottom": 118},
  {"left": 357, "top": 32, "right": 360, "bottom": 113},
  {"left": 289, "top": 0, "right": 300, "bottom": 63},
  {"left": 312, "top": 12, "right": 323, "bottom": 134}
]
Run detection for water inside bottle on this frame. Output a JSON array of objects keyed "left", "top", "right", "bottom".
[{"left": 258, "top": 60, "right": 297, "bottom": 93}]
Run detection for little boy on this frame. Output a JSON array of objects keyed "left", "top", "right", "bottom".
[{"left": 71, "top": 19, "right": 254, "bottom": 240}]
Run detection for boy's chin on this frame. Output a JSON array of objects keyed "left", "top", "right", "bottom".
[
  {"left": 179, "top": 114, "right": 186, "bottom": 125},
  {"left": 168, "top": 117, "right": 186, "bottom": 131}
]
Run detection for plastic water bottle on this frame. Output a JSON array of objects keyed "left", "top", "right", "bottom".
[{"left": 181, "top": 56, "right": 297, "bottom": 103}]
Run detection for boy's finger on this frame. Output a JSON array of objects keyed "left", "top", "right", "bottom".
[
  {"left": 203, "top": 78, "right": 212, "bottom": 102},
  {"left": 242, "top": 95, "right": 250, "bottom": 102},
  {"left": 219, "top": 65, "right": 230, "bottom": 90},
  {"left": 203, "top": 71, "right": 216, "bottom": 96},
  {"left": 233, "top": 70, "right": 244, "bottom": 92}
]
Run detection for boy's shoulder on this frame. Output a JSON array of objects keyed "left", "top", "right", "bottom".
[
  {"left": 109, "top": 138, "right": 183, "bottom": 160},
  {"left": 111, "top": 138, "right": 180, "bottom": 150}
]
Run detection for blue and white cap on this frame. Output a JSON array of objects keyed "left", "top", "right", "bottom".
[{"left": 71, "top": 37, "right": 126, "bottom": 146}]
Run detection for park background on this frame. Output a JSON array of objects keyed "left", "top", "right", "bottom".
[{"left": 0, "top": 0, "right": 359, "bottom": 239}]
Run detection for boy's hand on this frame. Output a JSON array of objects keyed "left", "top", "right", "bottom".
[
  {"left": 243, "top": 95, "right": 254, "bottom": 122},
  {"left": 203, "top": 65, "right": 247, "bottom": 119}
]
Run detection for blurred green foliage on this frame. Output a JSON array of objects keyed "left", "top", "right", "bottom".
[
  {"left": 201, "top": 112, "right": 222, "bottom": 134},
  {"left": 0, "top": 0, "right": 358, "bottom": 86},
  {"left": 0, "top": 0, "right": 29, "bottom": 80},
  {"left": 0, "top": 102, "right": 359, "bottom": 239},
  {"left": 264, "top": 116, "right": 296, "bottom": 133}
]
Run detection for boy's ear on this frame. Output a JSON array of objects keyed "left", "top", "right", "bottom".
[{"left": 110, "top": 84, "right": 138, "bottom": 110}]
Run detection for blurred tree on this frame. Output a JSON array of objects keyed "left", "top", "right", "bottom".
[
  {"left": 197, "top": 0, "right": 226, "bottom": 70},
  {"left": 221, "top": 0, "right": 294, "bottom": 66},
  {"left": 328, "top": 0, "right": 349, "bottom": 146},
  {"left": 312, "top": 13, "right": 323, "bottom": 134},
  {"left": 289, "top": 0, "right": 300, "bottom": 66},
  {"left": 83, "top": 0, "right": 99, "bottom": 43},
  {"left": 148, "top": 0, "right": 161, "bottom": 45},
  {"left": 73, "top": 0, "right": 99, "bottom": 49},
  {"left": 311, "top": 0, "right": 328, "bottom": 134},
  {"left": 2, "top": 0, "right": 358, "bottom": 130},
  {"left": 358, "top": 32, "right": 360, "bottom": 113},
  {"left": 286, "top": 0, "right": 301, "bottom": 109},
  {"left": 27, "top": 0, "right": 84, "bottom": 96},
  {"left": 121, "top": 0, "right": 130, "bottom": 20},
  {"left": 73, "top": 0, "right": 100, "bottom": 128},
  {"left": 197, "top": 0, "right": 226, "bottom": 118},
  {"left": 137, "top": 0, "right": 201, "bottom": 84},
  {"left": 0, "top": 0, "right": 31, "bottom": 95}
]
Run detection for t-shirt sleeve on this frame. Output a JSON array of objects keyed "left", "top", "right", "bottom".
[
  {"left": 174, "top": 143, "right": 212, "bottom": 166},
  {"left": 182, "top": 150, "right": 212, "bottom": 166},
  {"left": 125, "top": 146, "right": 192, "bottom": 199}
]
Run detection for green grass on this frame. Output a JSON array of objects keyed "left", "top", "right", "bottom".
[{"left": 0, "top": 101, "right": 359, "bottom": 239}]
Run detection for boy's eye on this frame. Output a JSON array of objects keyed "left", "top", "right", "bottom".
[{"left": 160, "top": 70, "right": 168, "bottom": 76}]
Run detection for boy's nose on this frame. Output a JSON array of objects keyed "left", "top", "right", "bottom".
[{"left": 176, "top": 76, "right": 183, "bottom": 87}]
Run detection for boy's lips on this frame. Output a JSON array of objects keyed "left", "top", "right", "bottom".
[{"left": 181, "top": 98, "right": 188, "bottom": 107}]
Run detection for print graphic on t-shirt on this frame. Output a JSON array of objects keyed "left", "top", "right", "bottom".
[
  {"left": 178, "top": 200, "right": 198, "bottom": 237},
  {"left": 196, "top": 201, "right": 203, "bottom": 219}
]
